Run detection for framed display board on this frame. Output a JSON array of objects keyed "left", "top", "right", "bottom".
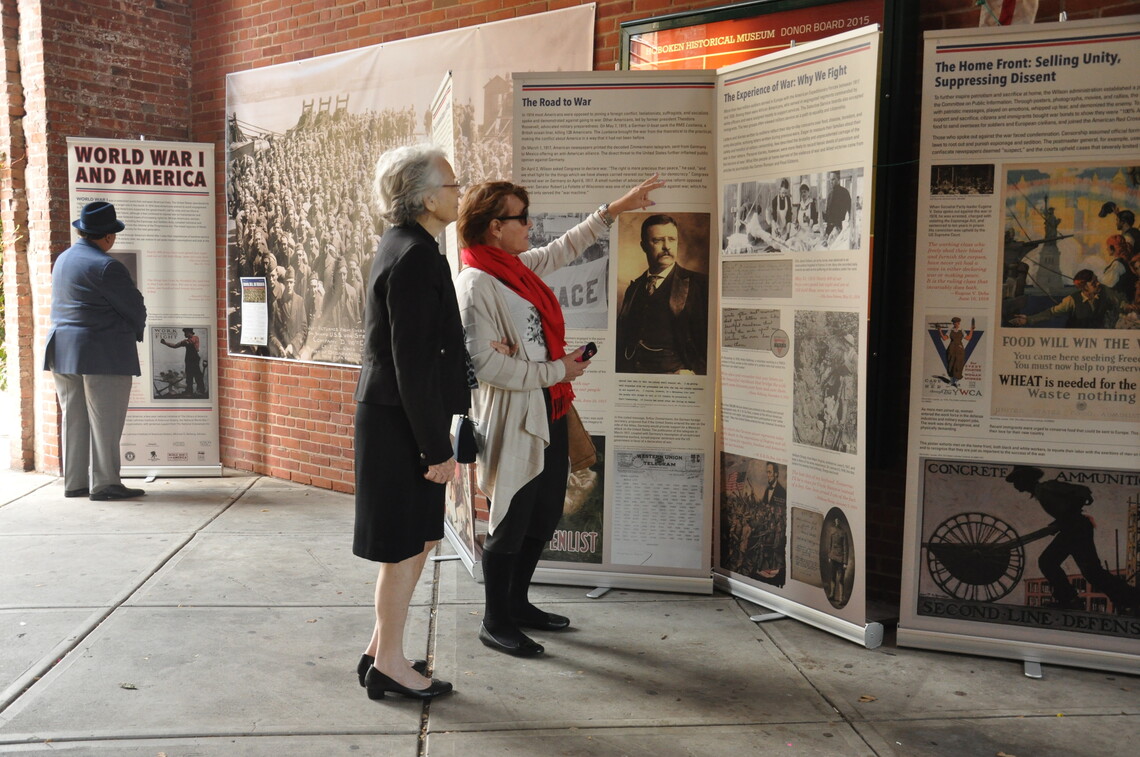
[{"left": 620, "top": 0, "right": 888, "bottom": 71}]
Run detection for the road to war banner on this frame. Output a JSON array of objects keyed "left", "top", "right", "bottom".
[
  {"left": 900, "top": 17, "right": 1140, "bottom": 674},
  {"left": 68, "top": 137, "right": 221, "bottom": 477}
]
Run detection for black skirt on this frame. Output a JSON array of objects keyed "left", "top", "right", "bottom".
[{"left": 353, "top": 401, "right": 445, "bottom": 563}]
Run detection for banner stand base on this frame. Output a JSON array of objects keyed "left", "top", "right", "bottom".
[
  {"left": 717, "top": 574, "right": 884, "bottom": 649},
  {"left": 123, "top": 465, "right": 223, "bottom": 479},
  {"left": 443, "top": 521, "right": 479, "bottom": 579},
  {"left": 1024, "top": 660, "right": 1043, "bottom": 679},
  {"left": 749, "top": 608, "right": 786, "bottom": 623},
  {"left": 586, "top": 587, "right": 611, "bottom": 598},
  {"left": 897, "top": 626, "right": 1140, "bottom": 676}
]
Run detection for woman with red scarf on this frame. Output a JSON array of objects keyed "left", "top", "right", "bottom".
[{"left": 455, "top": 176, "right": 663, "bottom": 656}]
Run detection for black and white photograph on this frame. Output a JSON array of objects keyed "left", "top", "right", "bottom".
[
  {"left": 791, "top": 310, "right": 859, "bottom": 453},
  {"left": 819, "top": 507, "right": 854, "bottom": 610},
  {"left": 224, "top": 12, "right": 593, "bottom": 364},
  {"left": 930, "top": 163, "right": 995, "bottom": 195},
  {"left": 722, "top": 168, "right": 864, "bottom": 254}
]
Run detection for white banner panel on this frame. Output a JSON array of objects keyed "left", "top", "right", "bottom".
[
  {"left": 900, "top": 17, "right": 1140, "bottom": 674},
  {"left": 713, "top": 27, "right": 882, "bottom": 642},
  {"left": 67, "top": 137, "right": 221, "bottom": 477}
]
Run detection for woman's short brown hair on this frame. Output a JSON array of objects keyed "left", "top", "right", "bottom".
[{"left": 457, "top": 181, "right": 529, "bottom": 248}]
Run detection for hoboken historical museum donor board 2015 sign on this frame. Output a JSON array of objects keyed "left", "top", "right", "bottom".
[{"left": 621, "top": 0, "right": 885, "bottom": 71}]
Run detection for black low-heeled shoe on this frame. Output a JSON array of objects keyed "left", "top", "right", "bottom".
[
  {"left": 513, "top": 610, "right": 571, "bottom": 631},
  {"left": 478, "top": 622, "right": 544, "bottom": 657},
  {"left": 364, "top": 666, "right": 453, "bottom": 701},
  {"left": 357, "top": 654, "right": 427, "bottom": 687}
]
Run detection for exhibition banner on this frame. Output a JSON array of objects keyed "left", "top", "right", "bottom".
[
  {"left": 899, "top": 17, "right": 1140, "bottom": 673},
  {"left": 498, "top": 27, "right": 885, "bottom": 626},
  {"left": 67, "top": 137, "right": 221, "bottom": 477},
  {"left": 714, "top": 27, "right": 881, "bottom": 645},
  {"left": 508, "top": 68, "right": 719, "bottom": 592},
  {"left": 223, "top": 5, "right": 594, "bottom": 366}
]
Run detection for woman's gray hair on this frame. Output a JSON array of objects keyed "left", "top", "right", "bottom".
[{"left": 373, "top": 144, "right": 446, "bottom": 226}]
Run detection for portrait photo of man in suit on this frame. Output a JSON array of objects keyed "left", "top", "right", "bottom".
[{"left": 616, "top": 212, "right": 710, "bottom": 375}]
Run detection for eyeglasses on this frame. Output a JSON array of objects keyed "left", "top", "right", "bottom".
[
  {"left": 497, "top": 210, "right": 529, "bottom": 224},
  {"left": 440, "top": 183, "right": 462, "bottom": 190}
]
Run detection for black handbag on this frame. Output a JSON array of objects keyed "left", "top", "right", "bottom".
[{"left": 451, "top": 414, "right": 478, "bottom": 464}]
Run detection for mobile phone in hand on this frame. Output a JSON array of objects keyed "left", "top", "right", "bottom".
[{"left": 576, "top": 342, "right": 598, "bottom": 361}]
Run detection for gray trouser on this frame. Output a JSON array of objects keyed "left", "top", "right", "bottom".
[{"left": 53, "top": 373, "right": 132, "bottom": 492}]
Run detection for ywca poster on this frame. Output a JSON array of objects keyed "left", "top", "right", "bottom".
[
  {"left": 67, "top": 137, "right": 221, "bottom": 476},
  {"left": 900, "top": 18, "right": 1140, "bottom": 673}
]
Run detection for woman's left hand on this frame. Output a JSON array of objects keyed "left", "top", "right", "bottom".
[
  {"left": 490, "top": 339, "right": 518, "bottom": 356},
  {"left": 424, "top": 459, "right": 456, "bottom": 484},
  {"left": 607, "top": 174, "right": 666, "bottom": 217}
]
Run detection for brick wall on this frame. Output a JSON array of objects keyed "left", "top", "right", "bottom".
[
  {"left": 3, "top": 0, "right": 194, "bottom": 473},
  {"left": 0, "top": 0, "right": 31, "bottom": 469}
]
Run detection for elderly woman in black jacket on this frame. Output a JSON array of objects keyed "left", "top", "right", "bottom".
[{"left": 352, "top": 143, "right": 468, "bottom": 701}]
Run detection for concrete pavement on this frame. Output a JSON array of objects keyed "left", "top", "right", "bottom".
[{"left": 0, "top": 468, "right": 1136, "bottom": 756}]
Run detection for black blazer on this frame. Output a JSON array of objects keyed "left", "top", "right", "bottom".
[{"left": 354, "top": 223, "right": 469, "bottom": 465}]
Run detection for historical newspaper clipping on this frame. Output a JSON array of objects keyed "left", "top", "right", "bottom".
[
  {"left": 901, "top": 18, "right": 1140, "bottom": 670},
  {"left": 68, "top": 138, "right": 220, "bottom": 475}
]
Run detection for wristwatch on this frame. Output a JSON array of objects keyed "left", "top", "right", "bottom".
[{"left": 597, "top": 203, "right": 614, "bottom": 227}]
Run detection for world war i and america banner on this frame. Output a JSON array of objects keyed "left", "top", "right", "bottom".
[{"left": 67, "top": 137, "right": 221, "bottom": 477}]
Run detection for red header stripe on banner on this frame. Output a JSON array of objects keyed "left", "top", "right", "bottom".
[
  {"left": 73, "top": 187, "right": 212, "bottom": 197},
  {"left": 520, "top": 83, "right": 716, "bottom": 92}
]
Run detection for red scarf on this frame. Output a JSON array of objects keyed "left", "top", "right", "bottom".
[{"left": 461, "top": 243, "right": 573, "bottom": 420}]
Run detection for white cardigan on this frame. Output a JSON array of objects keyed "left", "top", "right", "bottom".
[{"left": 455, "top": 212, "right": 607, "bottom": 533}]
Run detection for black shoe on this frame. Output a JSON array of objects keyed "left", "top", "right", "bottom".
[
  {"left": 513, "top": 609, "right": 570, "bottom": 631},
  {"left": 357, "top": 654, "right": 426, "bottom": 687},
  {"left": 479, "top": 622, "right": 544, "bottom": 657},
  {"left": 89, "top": 484, "right": 146, "bottom": 501},
  {"left": 64, "top": 488, "right": 90, "bottom": 498},
  {"left": 364, "top": 666, "right": 452, "bottom": 701}
]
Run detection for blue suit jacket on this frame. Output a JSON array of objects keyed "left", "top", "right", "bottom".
[{"left": 43, "top": 239, "right": 147, "bottom": 375}]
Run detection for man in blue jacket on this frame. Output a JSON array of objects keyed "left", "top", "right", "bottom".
[{"left": 44, "top": 202, "right": 147, "bottom": 500}]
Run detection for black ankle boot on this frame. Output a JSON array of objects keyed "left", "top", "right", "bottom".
[
  {"left": 480, "top": 549, "right": 544, "bottom": 656},
  {"left": 510, "top": 537, "right": 571, "bottom": 631}
]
